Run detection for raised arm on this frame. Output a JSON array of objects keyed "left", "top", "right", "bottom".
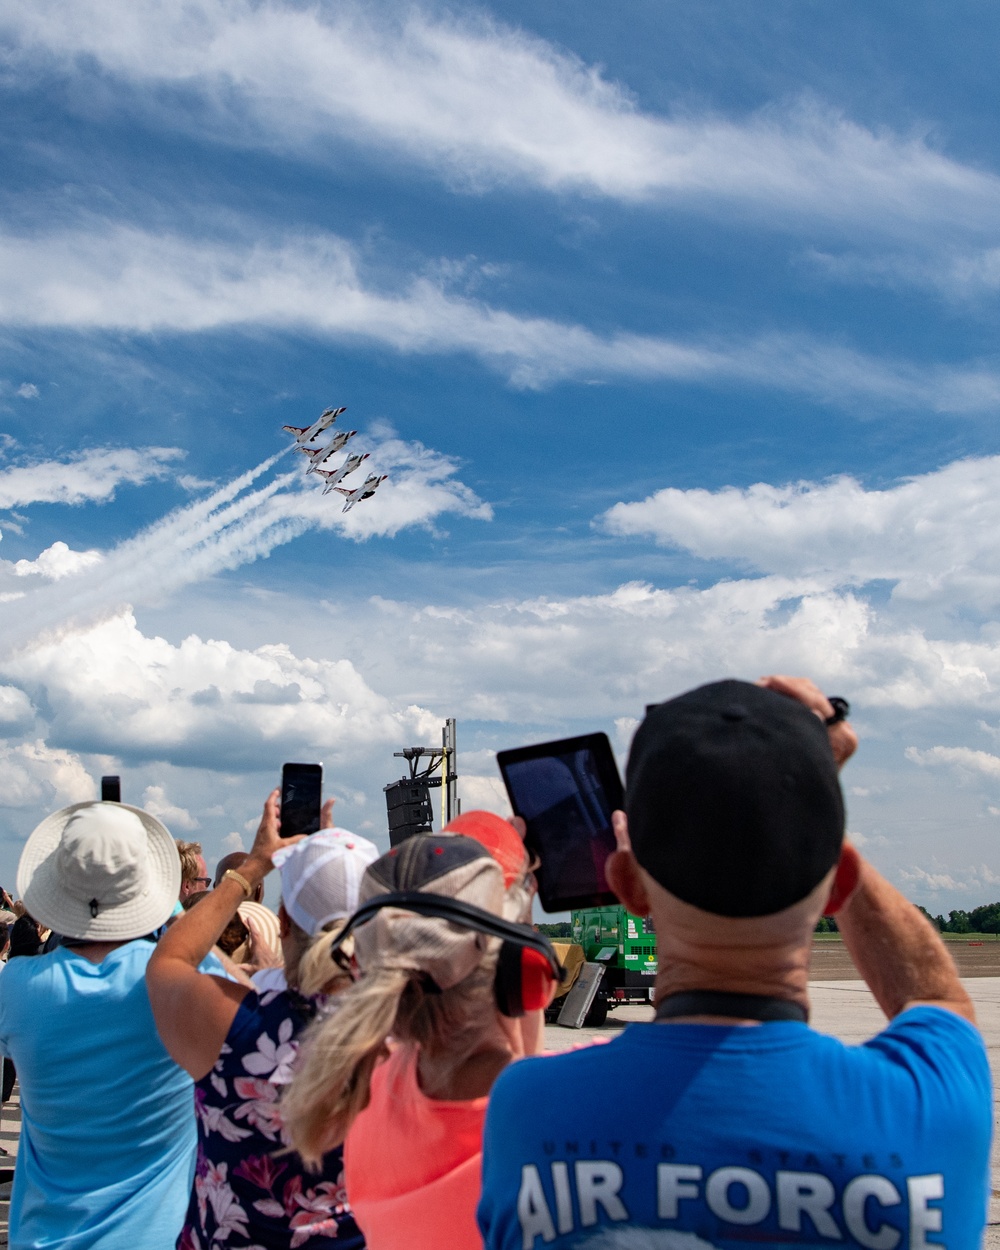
[
  {"left": 835, "top": 846, "right": 974, "bottom": 1022},
  {"left": 759, "top": 674, "right": 973, "bottom": 1023},
  {"left": 146, "top": 790, "right": 302, "bottom": 1079}
]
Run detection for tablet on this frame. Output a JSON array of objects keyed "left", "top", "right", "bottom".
[{"left": 496, "top": 732, "right": 623, "bottom": 912}]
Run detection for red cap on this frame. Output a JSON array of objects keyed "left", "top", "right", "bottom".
[{"left": 444, "top": 811, "right": 527, "bottom": 888}]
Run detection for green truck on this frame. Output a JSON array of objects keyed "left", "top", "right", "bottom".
[{"left": 568, "top": 904, "right": 657, "bottom": 1024}]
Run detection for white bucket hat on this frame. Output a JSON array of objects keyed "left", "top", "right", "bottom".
[
  {"left": 272, "top": 827, "right": 379, "bottom": 937},
  {"left": 17, "top": 801, "right": 181, "bottom": 941}
]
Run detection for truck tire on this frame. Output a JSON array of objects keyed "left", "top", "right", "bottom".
[{"left": 584, "top": 993, "right": 609, "bottom": 1027}]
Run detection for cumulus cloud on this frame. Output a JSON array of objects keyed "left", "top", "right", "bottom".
[
  {"left": 0, "top": 223, "right": 997, "bottom": 407},
  {"left": 0, "top": 686, "right": 34, "bottom": 732},
  {"left": 898, "top": 865, "right": 967, "bottom": 893},
  {"left": 458, "top": 773, "right": 510, "bottom": 816},
  {"left": 14, "top": 542, "right": 103, "bottom": 580},
  {"left": 0, "top": 446, "right": 183, "bottom": 509},
  {"left": 905, "top": 745, "right": 1000, "bottom": 779},
  {"left": 602, "top": 455, "right": 1000, "bottom": 604},
  {"left": 141, "top": 783, "right": 199, "bottom": 831},
  {"left": 5, "top": 0, "right": 1000, "bottom": 244},
  {"left": 355, "top": 575, "right": 995, "bottom": 719},
  {"left": 4, "top": 608, "right": 442, "bottom": 771},
  {"left": 0, "top": 739, "right": 95, "bottom": 810},
  {"left": 16, "top": 383, "right": 38, "bottom": 399}
]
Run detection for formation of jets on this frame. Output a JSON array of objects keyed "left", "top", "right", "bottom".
[
  {"left": 282, "top": 406, "right": 387, "bottom": 512},
  {"left": 317, "top": 452, "right": 370, "bottom": 493},
  {"left": 336, "top": 472, "right": 389, "bottom": 512}
]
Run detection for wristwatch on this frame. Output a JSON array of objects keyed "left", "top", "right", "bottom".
[{"left": 825, "top": 696, "right": 850, "bottom": 726}]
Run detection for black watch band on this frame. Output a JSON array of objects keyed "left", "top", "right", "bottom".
[{"left": 825, "top": 696, "right": 850, "bottom": 726}]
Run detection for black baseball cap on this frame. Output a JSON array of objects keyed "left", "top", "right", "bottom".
[{"left": 626, "top": 680, "right": 844, "bottom": 918}]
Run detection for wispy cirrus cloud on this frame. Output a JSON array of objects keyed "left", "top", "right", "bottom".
[
  {"left": 0, "top": 446, "right": 183, "bottom": 510},
  {"left": 6, "top": 0, "right": 1000, "bottom": 246},
  {"left": 1, "top": 223, "right": 999, "bottom": 408}
]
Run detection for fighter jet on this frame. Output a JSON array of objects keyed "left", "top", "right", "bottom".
[
  {"left": 297, "top": 430, "right": 358, "bottom": 472},
  {"left": 282, "top": 406, "right": 347, "bottom": 446},
  {"left": 335, "top": 473, "right": 388, "bottom": 512},
  {"left": 316, "top": 452, "right": 371, "bottom": 494}
]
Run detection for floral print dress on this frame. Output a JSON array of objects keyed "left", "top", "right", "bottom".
[{"left": 179, "top": 989, "right": 365, "bottom": 1250}]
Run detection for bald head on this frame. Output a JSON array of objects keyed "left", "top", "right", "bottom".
[{"left": 214, "top": 851, "right": 263, "bottom": 903}]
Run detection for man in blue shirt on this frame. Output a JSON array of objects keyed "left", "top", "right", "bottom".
[
  {"left": 0, "top": 800, "right": 198, "bottom": 1249},
  {"left": 479, "top": 676, "right": 992, "bottom": 1250}
]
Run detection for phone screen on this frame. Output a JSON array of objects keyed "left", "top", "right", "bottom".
[
  {"left": 280, "top": 763, "right": 323, "bottom": 837},
  {"left": 497, "top": 733, "right": 622, "bottom": 912},
  {"left": 101, "top": 775, "right": 121, "bottom": 803}
]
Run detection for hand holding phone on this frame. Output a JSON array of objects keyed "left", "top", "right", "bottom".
[
  {"left": 497, "top": 733, "right": 622, "bottom": 912},
  {"left": 280, "top": 763, "right": 323, "bottom": 837}
]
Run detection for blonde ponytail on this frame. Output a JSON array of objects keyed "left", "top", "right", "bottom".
[
  {"left": 296, "top": 924, "right": 354, "bottom": 998},
  {"left": 282, "top": 966, "right": 410, "bottom": 1166}
]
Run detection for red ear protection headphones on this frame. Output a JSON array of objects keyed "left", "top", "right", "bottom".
[{"left": 329, "top": 891, "right": 564, "bottom": 1017}]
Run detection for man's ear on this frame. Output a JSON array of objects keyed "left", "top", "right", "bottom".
[
  {"left": 823, "top": 843, "right": 861, "bottom": 916},
  {"left": 278, "top": 902, "right": 291, "bottom": 938},
  {"left": 606, "top": 849, "right": 651, "bottom": 918}
]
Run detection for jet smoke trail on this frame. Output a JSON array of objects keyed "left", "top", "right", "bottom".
[{"left": 0, "top": 450, "right": 293, "bottom": 656}]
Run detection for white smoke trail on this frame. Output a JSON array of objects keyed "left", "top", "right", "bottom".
[
  {"left": 0, "top": 451, "right": 292, "bottom": 655},
  {"left": 0, "top": 435, "right": 492, "bottom": 659}
]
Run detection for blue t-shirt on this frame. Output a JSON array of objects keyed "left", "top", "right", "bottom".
[
  {"left": 479, "top": 1008, "right": 992, "bottom": 1250},
  {"left": 0, "top": 941, "right": 197, "bottom": 1250}
]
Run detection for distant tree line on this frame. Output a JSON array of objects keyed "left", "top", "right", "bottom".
[
  {"left": 815, "top": 904, "right": 1000, "bottom": 935},
  {"left": 537, "top": 922, "right": 573, "bottom": 938},
  {"left": 917, "top": 903, "right": 1000, "bottom": 933}
]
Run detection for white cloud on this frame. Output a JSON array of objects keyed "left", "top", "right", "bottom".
[
  {"left": 340, "top": 567, "right": 1000, "bottom": 719},
  {"left": 0, "top": 740, "right": 95, "bottom": 810},
  {"left": 458, "top": 773, "right": 510, "bottom": 816},
  {"left": 16, "top": 383, "right": 38, "bottom": 399},
  {"left": 898, "top": 865, "right": 966, "bottom": 893},
  {"left": 806, "top": 243, "right": 1000, "bottom": 303},
  {"left": 14, "top": 542, "right": 103, "bottom": 580},
  {"left": 0, "top": 446, "right": 183, "bottom": 509},
  {"left": 0, "top": 686, "right": 33, "bottom": 730},
  {"left": 141, "top": 783, "right": 199, "bottom": 831},
  {"left": 4, "top": 608, "right": 442, "bottom": 771},
  {"left": 221, "top": 830, "right": 245, "bottom": 852},
  {"left": 905, "top": 745, "right": 1000, "bottom": 779},
  {"left": 0, "top": 223, "right": 997, "bottom": 407},
  {"left": 6, "top": 0, "right": 1000, "bottom": 243},
  {"left": 601, "top": 455, "right": 1000, "bottom": 604},
  {"left": 0, "top": 436, "right": 489, "bottom": 655}
]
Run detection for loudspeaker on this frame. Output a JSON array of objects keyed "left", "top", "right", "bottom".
[{"left": 384, "top": 780, "right": 433, "bottom": 846}]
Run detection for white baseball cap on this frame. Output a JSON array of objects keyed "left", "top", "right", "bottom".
[
  {"left": 272, "top": 827, "right": 379, "bottom": 937},
  {"left": 17, "top": 801, "right": 180, "bottom": 941}
]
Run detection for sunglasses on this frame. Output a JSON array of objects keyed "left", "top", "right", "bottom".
[{"left": 191, "top": 877, "right": 212, "bottom": 889}]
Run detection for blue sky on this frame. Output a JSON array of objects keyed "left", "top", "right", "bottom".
[{"left": 3, "top": 0, "right": 1000, "bottom": 912}]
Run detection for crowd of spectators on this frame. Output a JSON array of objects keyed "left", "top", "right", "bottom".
[{"left": 0, "top": 674, "right": 990, "bottom": 1250}]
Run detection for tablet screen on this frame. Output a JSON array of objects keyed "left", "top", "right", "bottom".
[{"left": 498, "top": 733, "right": 622, "bottom": 911}]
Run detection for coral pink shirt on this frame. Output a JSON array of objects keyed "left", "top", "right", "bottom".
[{"left": 344, "top": 1045, "right": 488, "bottom": 1250}]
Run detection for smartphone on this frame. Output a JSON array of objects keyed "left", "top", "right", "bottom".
[
  {"left": 496, "top": 733, "right": 623, "bottom": 912},
  {"left": 280, "top": 763, "right": 323, "bottom": 837},
  {"left": 101, "top": 775, "right": 121, "bottom": 803}
]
